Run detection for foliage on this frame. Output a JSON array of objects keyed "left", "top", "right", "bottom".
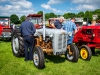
[
  {"left": 97, "top": 15, "right": 100, "bottom": 20},
  {"left": 92, "top": 9, "right": 100, "bottom": 15},
  {"left": 49, "top": 12, "right": 57, "bottom": 18},
  {"left": 56, "top": 15, "right": 61, "bottom": 17},
  {"left": 10, "top": 14, "right": 19, "bottom": 24},
  {"left": 77, "top": 11, "right": 84, "bottom": 17},
  {"left": 37, "top": 11, "right": 43, "bottom": 15},
  {"left": 84, "top": 11, "right": 93, "bottom": 22},
  {"left": 9, "top": 9, "right": 100, "bottom": 23},
  {"left": 45, "top": 13, "right": 50, "bottom": 20},
  {"left": 0, "top": 40, "right": 100, "bottom": 75},
  {"left": 63, "top": 13, "right": 76, "bottom": 19},
  {"left": 45, "top": 12, "right": 57, "bottom": 20},
  {"left": 20, "top": 15, "right": 26, "bottom": 23}
]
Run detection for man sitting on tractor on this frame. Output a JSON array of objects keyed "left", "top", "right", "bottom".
[{"left": 51, "top": 17, "right": 64, "bottom": 29}]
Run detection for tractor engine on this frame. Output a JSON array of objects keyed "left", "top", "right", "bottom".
[{"left": 35, "top": 35, "right": 53, "bottom": 54}]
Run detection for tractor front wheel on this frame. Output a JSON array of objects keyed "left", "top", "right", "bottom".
[
  {"left": 33, "top": 46, "right": 45, "bottom": 69},
  {"left": 80, "top": 45, "right": 92, "bottom": 61},
  {"left": 65, "top": 44, "right": 79, "bottom": 62}
]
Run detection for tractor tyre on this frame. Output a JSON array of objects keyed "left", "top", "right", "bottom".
[
  {"left": 65, "top": 44, "right": 79, "bottom": 62},
  {"left": 33, "top": 46, "right": 45, "bottom": 69},
  {"left": 80, "top": 45, "right": 92, "bottom": 61},
  {"left": 11, "top": 29, "right": 24, "bottom": 57}
]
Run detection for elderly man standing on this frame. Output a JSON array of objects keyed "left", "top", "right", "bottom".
[
  {"left": 20, "top": 17, "right": 36, "bottom": 61},
  {"left": 62, "top": 17, "right": 77, "bottom": 45}
]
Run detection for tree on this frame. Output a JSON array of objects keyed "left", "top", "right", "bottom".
[
  {"left": 77, "top": 11, "right": 84, "bottom": 17},
  {"left": 45, "top": 13, "right": 50, "bottom": 20},
  {"left": 49, "top": 12, "right": 57, "bottom": 18},
  {"left": 37, "top": 11, "right": 43, "bottom": 15},
  {"left": 84, "top": 11, "right": 93, "bottom": 22},
  {"left": 63, "top": 13, "right": 76, "bottom": 19},
  {"left": 63, "top": 13, "right": 69, "bottom": 19},
  {"left": 56, "top": 14, "right": 61, "bottom": 17},
  {"left": 93, "top": 9, "right": 100, "bottom": 15},
  {"left": 92, "top": 9, "right": 100, "bottom": 20},
  {"left": 10, "top": 14, "right": 19, "bottom": 24},
  {"left": 20, "top": 15, "right": 26, "bottom": 23},
  {"left": 89, "top": 11, "right": 93, "bottom": 21}
]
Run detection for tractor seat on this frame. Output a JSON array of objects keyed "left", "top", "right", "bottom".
[
  {"left": 34, "top": 24, "right": 42, "bottom": 29},
  {"left": 46, "top": 25, "right": 54, "bottom": 29}
]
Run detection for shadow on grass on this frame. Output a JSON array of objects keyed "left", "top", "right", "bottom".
[
  {"left": 44, "top": 53, "right": 66, "bottom": 63},
  {"left": 92, "top": 49, "right": 100, "bottom": 56},
  {"left": 0, "top": 38, "right": 11, "bottom": 42},
  {"left": 95, "top": 49, "right": 100, "bottom": 55}
]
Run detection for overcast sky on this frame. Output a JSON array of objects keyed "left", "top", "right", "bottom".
[{"left": 0, "top": 0, "right": 100, "bottom": 17}]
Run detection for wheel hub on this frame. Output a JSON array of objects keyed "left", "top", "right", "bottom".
[
  {"left": 13, "top": 36, "right": 19, "bottom": 53},
  {"left": 80, "top": 48, "right": 88, "bottom": 59},
  {"left": 34, "top": 51, "right": 39, "bottom": 66}
]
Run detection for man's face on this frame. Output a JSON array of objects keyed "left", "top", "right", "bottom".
[
  {"left": 72, "top": 19, "right": 75, "bottom": 23},
  {"left": 59, "top": 19, "right": 64, "bottom": 23}
]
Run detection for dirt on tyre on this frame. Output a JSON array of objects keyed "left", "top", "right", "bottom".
[
  {"left": 11, "top": 29, "right": 24, "bottom": 57},
  {"left": 65, "top": 44, "right": 79, "bottom": 62},
  {"left": 33, "top": 46, "right": 45, "bottom": 69},
  {"left": 80, "top": 45, "right": 92, "bottom": 61}
]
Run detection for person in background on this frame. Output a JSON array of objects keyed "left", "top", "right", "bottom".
[
  {"left": 62, "top": 17, "right": 77, "bottom": 45},
  {"left": 97, "top": 20, "right": 100, "bottom": 25},
  {"left": 51, "top": 17, "right": 64, "bottom": 29},
  {"left": 2, "top": 22, "right": 6, "bottom": 26},
  {"left": 20, "top": 17, "right": 36, "bottom": 61},
  {"left": 91, "top": 20, "right": 96, "bottom": 26}
]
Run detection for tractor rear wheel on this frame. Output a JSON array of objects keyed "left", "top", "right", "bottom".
[
  {"left": 33, "top": 46, "right": 45, "bottom": 69},
  {"left": 65, "top": 44, "right": 79, "bottom": 62},
  {"left": 11, "top": 29, "right": 24, "bottom": 57},
  {"left": 80, "top": 45, "right": 92, "bottom": 61}
]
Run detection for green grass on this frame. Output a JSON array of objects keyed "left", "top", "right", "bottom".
[{"left": 0, "top": 40, "right": 100, "bottom": 75}]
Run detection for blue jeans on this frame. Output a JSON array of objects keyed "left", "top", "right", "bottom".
[
  {"left": 67, "top": 35, "right": 73, "bottom": 45},
  {"left": 23, "top": 36, "right": 34, "bottom": 60}
]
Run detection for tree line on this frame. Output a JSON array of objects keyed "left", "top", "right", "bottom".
[{"left": 10, "top": 9, "right": 100, "bottom": 24}]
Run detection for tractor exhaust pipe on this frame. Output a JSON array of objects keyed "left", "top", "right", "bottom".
[{"left": 43, "top": 11, "right": 45, "bottom": 40}]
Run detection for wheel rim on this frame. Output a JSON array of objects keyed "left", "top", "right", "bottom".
[
  {"left": 13, "top": 35, "right": 19, "bottom": 53},
  {"left": 67, "top": 49, "right": 74, "bottom": 60},
  {"left": 67, "top": 53, "right": 74, "bottom": 60},
  {"left": 33, "top": 51, "right": 39, "bottom": 66},
  {"left": 80, "top": 48, "right": 88, "bottom": 59},
  {"left": 66, "top": 46, "right": 74, "bottom": 60}
]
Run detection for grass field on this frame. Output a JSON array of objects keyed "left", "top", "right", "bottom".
[{"left": 0, "top": 40, "right": 100, "bottom": 75}]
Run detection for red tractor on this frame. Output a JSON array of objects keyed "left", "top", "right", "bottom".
[
  {"left": 27, "top": 14, "right": 43, "bottom": 29},
  {"left": 73, "top": 24, "right": 100, "bottom": 60},
  {"left": 0, "top": 16, "right": 11, "bottom": 39}
]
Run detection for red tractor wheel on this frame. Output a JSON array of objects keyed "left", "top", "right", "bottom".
[{"left": 79, "top": 45, "right": 92, "bottom": 61}]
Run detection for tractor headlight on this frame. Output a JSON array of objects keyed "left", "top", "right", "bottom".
[
  {"left": 49, "top": 33, "right": 53, "bottom": 38},
  {"left": 92, "top": 34, "right": 95, "bottom": 37}
]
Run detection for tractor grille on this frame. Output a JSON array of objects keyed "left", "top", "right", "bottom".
[
  {"left": 2, "top": 32, "right": 11, "bottom": 38},
  {"left": 58, "top": 34, "right": 66, "bottom": 49}
]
